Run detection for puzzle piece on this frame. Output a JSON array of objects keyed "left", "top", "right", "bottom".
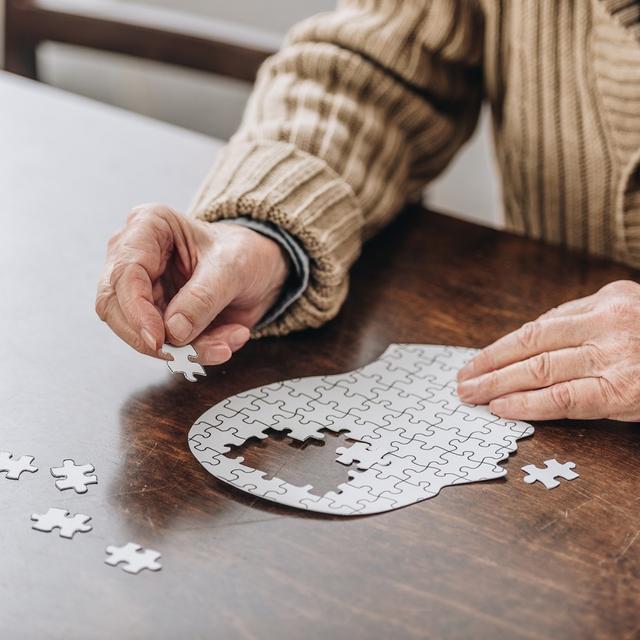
[
  {"left": 188, "top": 344, "right": 535, "bottom": 515},
  {"left": 161, "top": 343, "right": 206, "bottom": 382},
  {"left": 50, "top": 459, "right": 98, "bottom": 493},
  {"left": 0, "top": 451, "right": 38, "bottom": 480},
  {"left": 31, "top": 508, "right": 92, "bottom": 539},
  {"left": 336, "top": 441, "right": 381, "bottom": 470},
  {"left": 522, "top": 459, "right": 579, "bottom": 489},
  {"left": 105, "top": 542, "right": 162, "bottom": 574}
]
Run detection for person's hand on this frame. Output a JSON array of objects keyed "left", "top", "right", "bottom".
[
  {"left": 456, "top": 280, "right": 640, "bottom": 421},
  {"left": 96, "top": 203, "right": 290, "bottom": 365}
]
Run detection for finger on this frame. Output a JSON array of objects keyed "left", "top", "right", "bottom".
[
  {"left": 489, "top": 377, "right": 613, "bottom": 421},
  {"left": 95, "top": 267, "right": 116, "bottom": 323},
  {"left": 536, "top": 295, "right": 596, "bottom": 321},
  {"left": 163, "top": 261, "right": 236, "bottom": 345},
  {"left": 458, "top": 345, "right": 603, "bottom": 405},
  {"left": 192, "top": 324, "right": 251, "bottom": 365},
  {"left": 457, "top": 315, "right": 596, "bottom": 382},
  {"left": 114, "top": 206, "right": 176, "bottom": 279},
  {"left": 97, "top": 294, "right": 161, "bottom": 358},
  {"left": 113, "top": 262, "right": 165, "bottom": 350},
  {"left": 102, "top": 206, "right": 177, "bottom": 349}
]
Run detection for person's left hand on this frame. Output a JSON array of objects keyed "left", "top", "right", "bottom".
[{"left": 456, "top": 280, "right": 640, "bottom": 421}]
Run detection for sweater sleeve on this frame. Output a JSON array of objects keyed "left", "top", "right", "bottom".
[{"left": 190, "top": 0, "right": 485, "bottom": 337}]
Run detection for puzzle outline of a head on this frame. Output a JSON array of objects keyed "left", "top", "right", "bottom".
[{"left": 188, "top": 344, "right": 534, "bottom": 515}]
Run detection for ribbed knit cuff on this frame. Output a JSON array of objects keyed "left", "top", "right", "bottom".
[{"left": 189, "top": 140, "right": 364, "bottom": 337}]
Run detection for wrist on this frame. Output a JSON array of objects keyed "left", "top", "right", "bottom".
[
  {"left": 207, "top": 217, "right": 309, "bottom": 329},
  {"left": 215, "top": 220, "right": 290, "bottom": 297}
]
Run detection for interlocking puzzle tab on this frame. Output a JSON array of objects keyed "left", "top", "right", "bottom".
[
  {"left": 50, "top": 459, "right": 98, "bottom": 493},
  {"left": 31, "top": 508, "right": 93, "bottom": 539},
  {"left": 521, "top": 459, "right": 579, "bottom": 489},
  {"left": 105, "top": 542, "right": 162, "bottom": 574},
  {"left": 0, "top": 451, "right": 38, "bottom": 480},
  {"left": 188, "top": 344, "right": 535, "bottom": 516},
  {"left": 161, "top": 343, "right": 206, "bottom": 382}
]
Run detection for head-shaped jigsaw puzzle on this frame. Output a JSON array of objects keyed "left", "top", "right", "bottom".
[{"left": 188, "top": 344, "right": 534, "bottom": 515}]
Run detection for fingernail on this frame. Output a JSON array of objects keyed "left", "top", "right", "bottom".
[
  {"left": 166, "top": 313, "right": 192, "bottom": 342},
  {"left": 228, "top": 327, "right": 250, "bottom": 350},
  {"left": 457, "top": 380, "right": 475, "bottom": 401},
  {"left": 141, "top": 328, "right": 157, "bottom": 351},
  {"left": 490, "top": 399, "right": 506, "bottom": 415},
  {"left": 206, "top": 344, "right": 232, "bottom": 365},
  {"left": 457, "top": 364, "right": 473, "bottom": 382}
]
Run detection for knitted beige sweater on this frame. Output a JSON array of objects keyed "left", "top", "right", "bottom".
[{"left": 191, "top": 0, "right": 640, "bottom": 336}]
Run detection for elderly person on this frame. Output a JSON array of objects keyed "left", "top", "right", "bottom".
[{"left": 96, "top": 0, "right": 640, "bottom": 422}]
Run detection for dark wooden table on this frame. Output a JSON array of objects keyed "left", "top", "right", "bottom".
[{"left": 2, "top": 72, "right": 639, "bottom": 640}]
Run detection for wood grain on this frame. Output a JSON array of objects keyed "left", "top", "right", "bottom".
[{"left": 1, "top": 75, "right": 639, "bottom": 639}]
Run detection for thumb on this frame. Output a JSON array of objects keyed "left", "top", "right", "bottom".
[{"left": 163, "top": 260, "right": 236, "bottom": 345}]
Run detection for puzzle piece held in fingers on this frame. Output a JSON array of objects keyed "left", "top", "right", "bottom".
[{"left": 161, "top": 343, "right": 206, "bottom": 382}]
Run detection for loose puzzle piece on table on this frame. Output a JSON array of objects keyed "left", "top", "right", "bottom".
[
  {"left": 50, "top": 459, "right": 98, "bottom": 493},
  {"left": 161, "top": 343, "right": 206, "bottom": 382},
  {"left": 105, "top": 542, "right": 162, "bottom": 574},
  {"left": 0, "top": 451, "right": 38, "bottom": 480},
  {"left": 522, "top": 458, "right": 579, "bottom": 489},
  {"left": 31, "top": 508, "right": 93, "bottom": 539},
  {"left": 188, "top": 344, "right": 535, "bottom": 516}
]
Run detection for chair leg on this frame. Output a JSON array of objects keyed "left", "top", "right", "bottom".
[
  {"left": 4, "top": 0, "right": 39, "bottom": 79},
  {"left": 5, "top": 40, "right": 38, "bottom": 79}
]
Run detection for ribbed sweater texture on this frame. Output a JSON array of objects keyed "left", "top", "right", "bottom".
[{"left": 190, "top": 0, "right": 640, "bottom": 336}]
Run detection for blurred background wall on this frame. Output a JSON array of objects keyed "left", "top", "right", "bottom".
[{"left": 0, "top": 0, "right": 502, "bottom": 227}]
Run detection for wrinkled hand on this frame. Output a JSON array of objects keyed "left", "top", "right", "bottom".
[
  {"left": 96, "top": 204, "right": 289, "bottom": 365},
  {"left": 457, "top": 280, "right": 640, "bottom": 421}
]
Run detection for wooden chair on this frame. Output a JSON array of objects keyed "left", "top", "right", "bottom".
[{"left": 4, "top": 0, "right": 280, "bottom": 83}]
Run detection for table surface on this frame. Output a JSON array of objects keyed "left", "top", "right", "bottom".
[{"left": 1, "top": 71, "right": 639, "bottom": 640}]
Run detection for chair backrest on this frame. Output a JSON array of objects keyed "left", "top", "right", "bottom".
[{"left": 4, "top": 0, "right": 281, "bottom": 82}]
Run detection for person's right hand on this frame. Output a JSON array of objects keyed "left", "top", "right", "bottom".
[{"left": 95, "top": 203, "right": 290, "bottom": 365}]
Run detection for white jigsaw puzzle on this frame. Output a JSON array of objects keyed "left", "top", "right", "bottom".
[
  {"left": 50, "top": 459, "right": 98, "bottom": 493},
  {"left": 522, "top": 458, "right": 579, "bottom": 489},
  {"left": 0, "top": 451, "right": 38, "bottom": 480},
  {"left": 188, "top": 344, "right": 535, "bottom": 516},
  {"left": 161, "top": 343, "right": 206, "bottom": 382},
  {"left": 31, "top": 508, "right": 93, "bottom": 538},
  {"left": 105, "top": 542, "right": 162, "bottom": 574}
]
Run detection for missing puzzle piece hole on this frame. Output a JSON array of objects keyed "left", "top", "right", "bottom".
[{"left": 224, "top": 428, "right": 356, "bottom": 495}]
